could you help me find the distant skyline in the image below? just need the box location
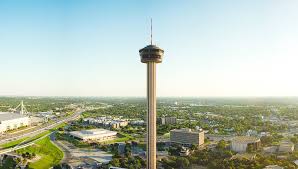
[1,0,298,97]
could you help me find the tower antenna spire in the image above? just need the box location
[150,18,153,45]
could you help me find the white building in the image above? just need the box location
[69,128,117,141]
[231,136,261,153]
[0,112,30,133]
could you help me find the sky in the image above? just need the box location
[0,0,298,97]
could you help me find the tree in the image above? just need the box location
[110,158,121,167]
[53,164,63,169]
[176,157,190,169]
[190,144,197,151]
[32,152,36,158]
[124,143,132,157]
[100,144,108,151]
[290,137,298,144]
[260,136,273,146]
[216,140,227,150]
[246,144,254,153]
[24,164,30,169]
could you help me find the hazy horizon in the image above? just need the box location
[3,94,298,98]
[1,0,298,97]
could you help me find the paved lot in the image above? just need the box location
[53,140,112,168]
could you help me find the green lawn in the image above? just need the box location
[16,136,64,169]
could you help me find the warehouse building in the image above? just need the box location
[69,128,117,142]
[0,112,30,133]
[231,136,261,153]
[170,128,204,145]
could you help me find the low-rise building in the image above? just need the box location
[0,112,30,133]
[69,128,117,142]
[84,117,128,129]
[170,128,204,145]
[263,146,278,153]
[158,116,176,125]
[231,136,261,153]
[130,120,145,126]
[264,165,284,169]
[278,142,294,153]
[205,134,234,142]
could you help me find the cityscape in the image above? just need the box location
[1,1,298,169]
[1,97,298,169]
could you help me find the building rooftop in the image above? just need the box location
[171,128,203,134]
[232,136,260,144]
[0,112,28,122]
[264,165,284,169]
[278,142,294,152]
[70,128,117,140]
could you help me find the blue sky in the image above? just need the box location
[0,0,298,97]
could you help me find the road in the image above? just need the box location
[0,110,82,145]
[52,140,112,167]
[50,132,73,164]
[0,132,53,155]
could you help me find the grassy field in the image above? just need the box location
[16,136,64,169]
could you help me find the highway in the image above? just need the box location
[0,132,53,155]
[0,110,82,145]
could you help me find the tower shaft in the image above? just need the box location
[146,62,156,169]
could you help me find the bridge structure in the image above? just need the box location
[13,100,28,115]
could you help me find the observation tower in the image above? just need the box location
[139,19,164,169]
